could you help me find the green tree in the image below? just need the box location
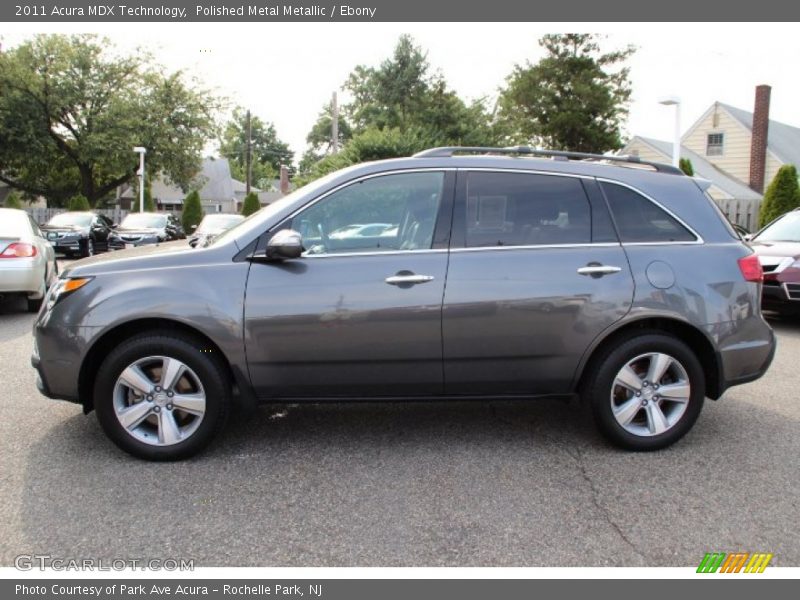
[67,194,91,211]
[4,190,23,209]
[497,34,635,153]
[182,190,203,231]
[241,192,261,217]
[219,108,293,187]
[0,34,220,207]
[759,165,800,228]
[300,35,499,180]
[679,158,694,176]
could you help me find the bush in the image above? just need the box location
[241,192,261,217]
[67,194,91,211]
[182,190,203,231]
[679,158,694,176]
[4,191,23,209]
[759,165,800,228]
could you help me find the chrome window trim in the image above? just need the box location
[449,242,621,254]
[303,248,449,259]
[596,177,705,245]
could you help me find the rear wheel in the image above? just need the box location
[585,333,705,451]
[94,333,230,460]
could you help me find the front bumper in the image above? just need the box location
[762,280,800,312]
[108,236,160,249]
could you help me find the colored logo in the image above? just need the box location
[697,552,773,573]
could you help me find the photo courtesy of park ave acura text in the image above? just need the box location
[1,10,799,576]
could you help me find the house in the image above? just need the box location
[622,85,800,230]
[117,157,238,214]
[233,165,294,212]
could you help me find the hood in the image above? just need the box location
[113,227,163,235]
[62,240,194,277]
[42,225,86,232]
[750,240,800,259]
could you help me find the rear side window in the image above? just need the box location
[601,182,696,243]
[465,172,591,247]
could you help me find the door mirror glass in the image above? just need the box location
[266,229,304,260]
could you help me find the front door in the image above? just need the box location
[244,170,454,399]
[442,170,635,395]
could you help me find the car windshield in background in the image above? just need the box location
[0,211,30,237]
[47,213,93,228]
[198,215,244,232]
[755,211,800,242]
[121,214,167,229]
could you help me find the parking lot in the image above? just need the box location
[0,258,798,567]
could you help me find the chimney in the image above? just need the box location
[279,164,290,196]
[749,84,771,193]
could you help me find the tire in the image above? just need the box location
[82,238,95,258]
[94,332,230,460]
[585,333,705,451]
[27,295,43,313]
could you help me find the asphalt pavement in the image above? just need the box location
[0,264,798,567]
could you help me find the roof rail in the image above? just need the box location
[412,146,684,175]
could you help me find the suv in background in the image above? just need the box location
[41,211,115,257]
[749,208,800,314]
[32,147,775,460]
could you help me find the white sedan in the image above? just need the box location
[0,208,58,312]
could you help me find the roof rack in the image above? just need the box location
[412,146,684,175]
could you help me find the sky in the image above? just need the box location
[2,22,800,164]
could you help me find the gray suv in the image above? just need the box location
[31,147,776,460]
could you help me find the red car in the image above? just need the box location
[750,208,800,315]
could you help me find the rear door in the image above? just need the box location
[442,170,634,395]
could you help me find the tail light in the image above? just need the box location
[0,243,37,258]
[738,254,763,283]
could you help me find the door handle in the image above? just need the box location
[576,265,622,276]
[385,274,435,285]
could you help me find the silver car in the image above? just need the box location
[0,208,57,312]
[32,147,776,460]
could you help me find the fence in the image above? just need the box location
[714,197,761,231]
[24,207,188,225]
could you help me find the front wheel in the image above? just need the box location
[94,333,230,460]
[585,333,705,451]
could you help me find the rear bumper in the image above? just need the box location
[0,260,42,294]
[711,316,776,397]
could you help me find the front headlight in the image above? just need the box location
[45,277,93,311]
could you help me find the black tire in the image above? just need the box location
[94,332,230,461]
[585,333,705,451]
[27,295,43,313]
[82,238,94,258]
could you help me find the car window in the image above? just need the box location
[290,172,445,255]
[464,171,591,247]
[601,182,697,243]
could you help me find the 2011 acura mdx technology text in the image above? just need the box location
[31,147,776,460]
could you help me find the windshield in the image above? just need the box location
[754,211,800,242]
[197,214,244,232]
[121,213,167,229]
[47,213,93,228]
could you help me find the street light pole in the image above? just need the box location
[658,96,681,168]
[133,147,147,213]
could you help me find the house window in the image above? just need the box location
[707,133,724,156]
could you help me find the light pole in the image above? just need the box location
[658,96,681,168]
[133,146,147,212]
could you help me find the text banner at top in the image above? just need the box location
[3,0,800,22]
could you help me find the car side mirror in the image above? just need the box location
[266,229,304,260]
[743,233,753,242]
[191,224,198,231]
[111,224,119,229]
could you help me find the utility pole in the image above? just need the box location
[245,109,252,194]
[331,91,339,155]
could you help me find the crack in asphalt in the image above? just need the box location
[570,445,648,565]
[487,402,647,565]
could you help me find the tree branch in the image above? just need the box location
[0,173,51,197]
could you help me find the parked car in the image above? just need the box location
[0,208,58,312]
[188,214,245,248]
[32,147,775,460]
[108,212,185,249]
[749,208,800,315]
[41,211,115,257]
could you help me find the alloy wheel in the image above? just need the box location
[112,355,206,446]
[610,352,691,437]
